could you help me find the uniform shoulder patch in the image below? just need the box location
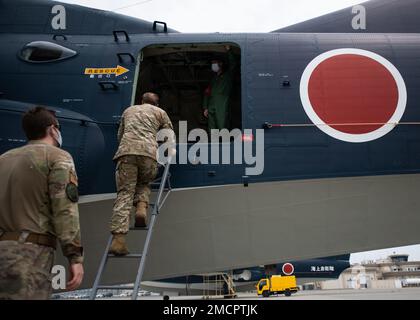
[66,183,79,203]
[69,171,78,187]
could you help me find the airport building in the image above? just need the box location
[318,254,420,290]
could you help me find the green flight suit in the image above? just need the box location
[203,51,237,130]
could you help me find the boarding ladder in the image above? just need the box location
[202,272,237,299]
[221,273,237,298]
[89,159,172,300]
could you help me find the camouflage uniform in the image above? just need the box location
[0,241,54,300]
[0,142,83,300]
[110,103,173,234]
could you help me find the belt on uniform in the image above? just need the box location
[0,231,57,250]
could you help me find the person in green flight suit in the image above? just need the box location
[203,45,238,131]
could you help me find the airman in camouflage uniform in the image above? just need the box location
[109,92,173,256]
[0,107,84,300]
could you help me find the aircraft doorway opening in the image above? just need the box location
[133,43,242,141]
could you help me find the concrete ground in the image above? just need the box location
[237,288,420,300]
[130,287,420,300]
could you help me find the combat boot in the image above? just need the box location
[135,202,148,228]
[108,234,129,256]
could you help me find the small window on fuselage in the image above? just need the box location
[19,41,77,63]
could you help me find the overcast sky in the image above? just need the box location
[57,0,420,264]
[59,0,367,32]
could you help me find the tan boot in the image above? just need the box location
[108,234,129,256]
[135,202,148,228]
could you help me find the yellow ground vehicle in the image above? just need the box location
[256,275,299,297]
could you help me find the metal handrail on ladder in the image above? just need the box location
[89,157,172,300]
[202,272,237,299]
[221,273,237,298]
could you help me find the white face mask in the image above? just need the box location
[56,130,63,148]
[52,126,63,148]
[211,63,220,73]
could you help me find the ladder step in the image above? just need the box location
[107,254,143,259]
[97,285,134,290]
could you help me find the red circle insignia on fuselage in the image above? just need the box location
[300,49,407,143]
[282,263,294,275]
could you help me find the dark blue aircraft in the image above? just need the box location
[1,0,420,288]
[142,255,350,295]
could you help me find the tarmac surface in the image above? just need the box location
[66,287,420,300]
[131,287,420,300]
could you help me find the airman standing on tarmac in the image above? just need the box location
[109,92,174,256]
[0,106,84,300]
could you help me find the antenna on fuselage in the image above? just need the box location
[112,0,155,12]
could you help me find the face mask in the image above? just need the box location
[52,126,63,148]
[211,63,220,73]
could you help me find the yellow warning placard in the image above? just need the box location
[84,65,129,77]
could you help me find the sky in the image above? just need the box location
[57,0,420,264]
[59,0,366,33]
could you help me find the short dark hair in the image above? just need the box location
[142,92,159,106]
[22,106,58,140]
